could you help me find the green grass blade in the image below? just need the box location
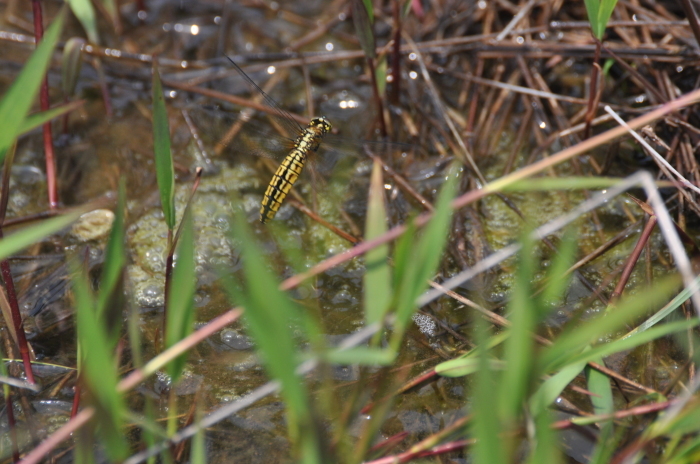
[584,0,618,39]
[435,331,509,377]
[501,176,626,191]
[584,0,601,38]
[18,101,84,136]
[0,8,66,158]
[539,228,577,313]
[352,0,376,59]
[585,355,616,464]
[529,360,589,416]
[434,356,506,377]
[394,162,460,333]
[67,0,99,44]
[323,347,395,365]
[152,62,175,231]
[99,0,118,25]
[0,210,83,261]
[597,0,619,38]
[191,406,207,464]
[72,261,128,461]
[165,210,196,383]
[364,159,391,326]
[540,275,680,371]
[563,319,698,367]
[525,410,562,464]
[586,357,614,417]
[61,37,85,98]
[96,180,126,344]
[499,231,537,424]
[225,214,320,460]
[621,273,700,339]
[471,317,507,464]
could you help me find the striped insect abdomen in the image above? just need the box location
[259,117,332,223]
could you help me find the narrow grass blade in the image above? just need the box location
[364,159,391,326]
[498,231,537,424]
[67,0,99,44]
[73,261,128,461]
[61,38,85,98]
[0,8,66,158]
[596,0,619,39]
[323,347,395,365]
[191,405,207,464]
[225,214,320,460]
[539,228,577,312]
[152,62,175,231]
[96,181,125,336]
[18,101,84,136]
[540,275,680,372]
[99,0,118,26]
[435,331,510,377]
[352,0,376,59]
[584,0,618,39]
[621,273,700,339]
[586,356,614,417]
[526,410,562,464]
[434,356,506,377]
[563,318,698,367]
[471,317,507,464]
[165,210,196,383]
[394,162,460,332]
[501,176,626,191]
[0,210,83,261]
[529,360,588,416]
[585,355,615,464]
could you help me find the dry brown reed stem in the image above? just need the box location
[281,87,700,292]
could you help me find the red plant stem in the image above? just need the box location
[389,0,402,106]
[31,0,59,209]
[583,40,601,140]
[6,393,20,462]
[163,229,173,339]
[367,57,388,138]
[0,255,35,384]
[609,215,657,305]
[70,383,81,418]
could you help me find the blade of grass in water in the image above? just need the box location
[226,213,321,462]
[0,210,83,261]
[66,0,98,44]
[352,0,375,59]
[498,230,537,427]
[540,275,680,372]
[471,315,506,464]
[61,37,86,98]
[392,161,460,343]
[0,8,66,159]
[363,158,391,327]
[96,180,126,345]
[17,101,84,136]
[73,260,128,461]
[152,61,175,232]
[165,209,195,383]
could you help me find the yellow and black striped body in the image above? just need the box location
[260,117,332,223]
